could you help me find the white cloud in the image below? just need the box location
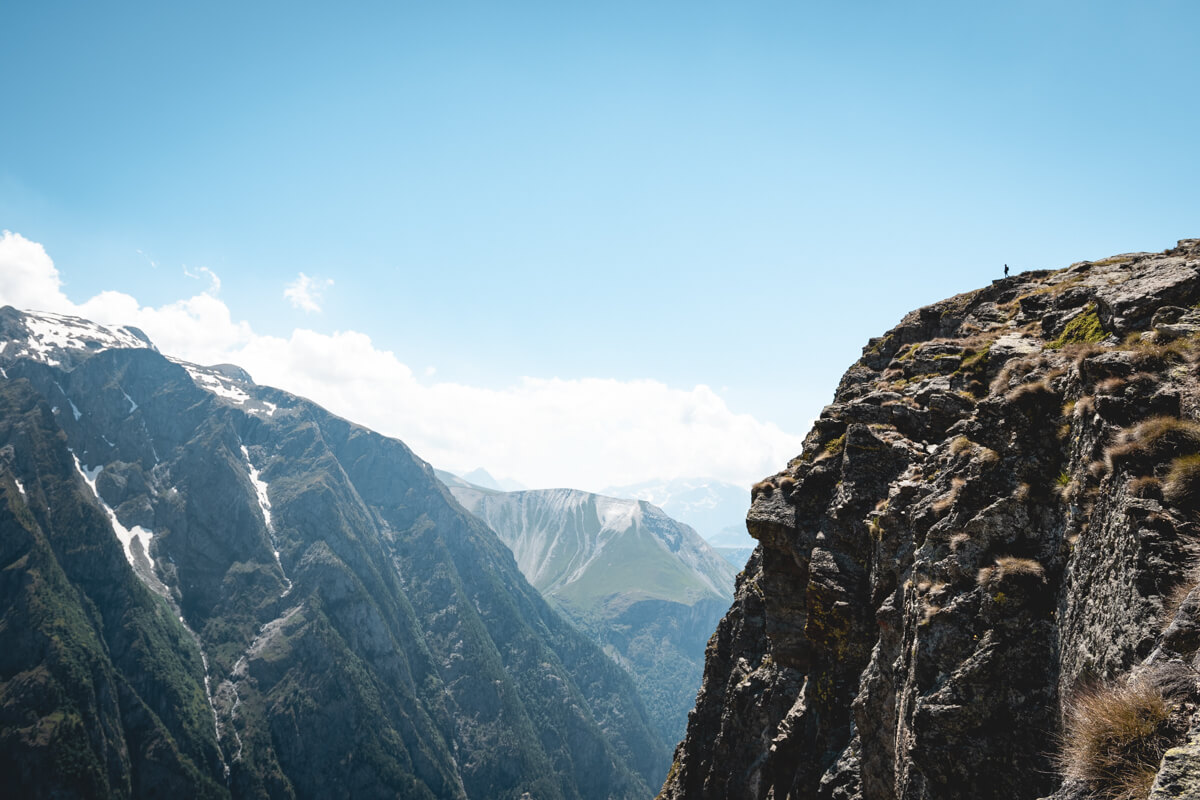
[183,265,222,294]
[0,231,805,490]
[135,249,158,269]
[0,230,72,311]
[284,272,333,313]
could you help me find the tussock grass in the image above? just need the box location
[977,556,1045,589]
[1059,678,1171,800]
[949,435,974,456]
[1163,454,1200,510]
[751,480,775,500]
[1106,417,1200,475]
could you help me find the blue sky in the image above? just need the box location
[2,1,1198,489]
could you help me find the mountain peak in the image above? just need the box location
[0,306,155,370]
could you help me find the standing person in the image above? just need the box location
[1004,264,1009,277]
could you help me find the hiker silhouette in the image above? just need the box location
[1004,264,1009,277]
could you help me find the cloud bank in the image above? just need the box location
[0,230,805,491]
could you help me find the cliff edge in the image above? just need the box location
[661,239,1200,800]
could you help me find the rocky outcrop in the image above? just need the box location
[661,240,1200,800]
[0,309,667,799]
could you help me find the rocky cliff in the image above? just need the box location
[0,307,667,799]
[661,239,1200,800]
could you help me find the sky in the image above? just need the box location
[2,1,1199,492]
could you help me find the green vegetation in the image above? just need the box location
[821,434,847,459]
[1048,305,1106,349]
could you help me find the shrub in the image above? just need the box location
[1163,454,1200,509]
[1059,678,1172,800]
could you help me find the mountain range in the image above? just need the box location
[0,306,667,799]
[439,474,737,745]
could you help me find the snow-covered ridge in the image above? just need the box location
[452,485,736,600]
[3,309,155,368]
[170,358,280,416]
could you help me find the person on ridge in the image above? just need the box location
[1004,264,1009,277]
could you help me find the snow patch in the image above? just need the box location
[178,363,251,404]
[14,477,26,498]
[595,494,642,531]
[121,389,138,414]
[241,446,273,531]
[18,311,151,367]
[70,399,82,421]
[241,445,291,596]
[71,452,159,573]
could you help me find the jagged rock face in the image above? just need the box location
[449,484,737,746]
[660,240,1200,800]
[0,308,667,799]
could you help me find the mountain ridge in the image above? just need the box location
[0,305,668,798]
[447,482,736,747]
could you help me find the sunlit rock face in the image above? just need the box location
[660,240,1200,800]
[0,305,667,799]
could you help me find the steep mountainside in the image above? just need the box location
[0,306,667,799]
[447,483,737,746]
[661,240,1200,800]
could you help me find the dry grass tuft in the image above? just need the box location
[1075,395,1096,418]
[931,477,966,516]
[1160,576,1199,631]
[1106,417,1200,475]
[1007,380,1058,411]
[1059,678,1172,800]
[751,480,775,500]
[1163,454,1200,510]
[1127,476,1162,500]
[977,556,1046,590]
[978,447,1000,465]
[949,435,974,455]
